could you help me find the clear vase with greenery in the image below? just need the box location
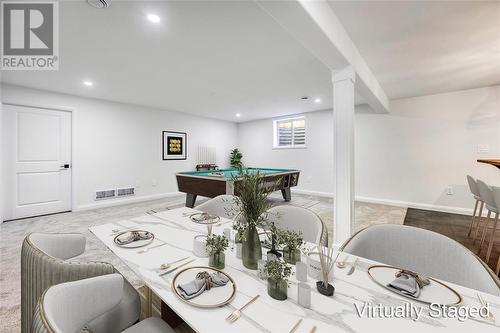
[277,229,304,264]
[206,234,229,269]
[264,259,292,300]
[231,171,277,269]
[229,148,243,170]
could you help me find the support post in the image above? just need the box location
[333,66,356,246]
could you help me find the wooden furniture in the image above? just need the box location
[90,207,500,332]
[478,159,500,169]
[176,168,300,207]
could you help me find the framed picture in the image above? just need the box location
[162,131,187,160]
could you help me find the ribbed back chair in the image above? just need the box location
[476,181,499,262]
[466,175,484,238]
[341,224,500,296]
[21,233,140,333]
[32,274,174,333]
[194,194,241,219]
[266,205,327,246]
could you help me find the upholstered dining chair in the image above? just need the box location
[476,180,499,262]
[32,274,174,333]
[194,194,241,219]
[266,205,327,246]
[341,224,500,296]
[466,175,484,238]
[21,233,140,333]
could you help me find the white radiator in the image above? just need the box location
[197,146,216,165]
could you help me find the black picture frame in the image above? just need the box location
[162,131,187,160]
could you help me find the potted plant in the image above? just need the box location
[277,229,304,264]
[264,259,292,300]
[231,171,277,269]
[205,234,229,269]
[229,148,243,170]
[316,244,336,296]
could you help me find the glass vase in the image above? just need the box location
[241,225,262,270]
[267,277,288,300]
[283,247,301,264]
[208,252,225,269]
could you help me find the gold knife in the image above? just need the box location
[289,319,303,333]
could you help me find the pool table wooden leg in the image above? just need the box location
[281,188,291,202]
[186,193,197,208]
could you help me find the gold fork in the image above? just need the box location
[226,295,260,323]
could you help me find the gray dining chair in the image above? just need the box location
[22,233,140,333]
[341,224,500,296]
[476,181,499,262]
[32,274,174,333]
[266,205,327,246]
[194,194,241,219]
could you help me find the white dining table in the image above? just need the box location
[89,207,500,333]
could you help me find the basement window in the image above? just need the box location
[273,116,306,149]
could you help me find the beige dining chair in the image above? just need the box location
[466,175,484,238]
[266,205,327,246]
[194,194,241,219]
[21,233,140,333]
[341,224,500,296]
[32,274,174,333]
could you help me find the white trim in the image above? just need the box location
[291,189,477,217]
[75,192,183,211]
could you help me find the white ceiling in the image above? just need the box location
[2,1,499,122]
[1,1,337,122]
[329,0,500,100]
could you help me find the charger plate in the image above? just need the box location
[172,266,236,308]
[113,230,154,248]
[367,265,462,306]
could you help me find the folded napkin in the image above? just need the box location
[177,271,229,300]
[387,269,430,298]
[115,231,153,245]
[191,213,214,222]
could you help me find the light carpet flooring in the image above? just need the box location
[0,193,406,332]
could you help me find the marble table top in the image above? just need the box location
[89,207,500,333]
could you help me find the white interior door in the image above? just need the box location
[3,104,72,221]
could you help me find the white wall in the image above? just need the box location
[1,84,238,212]
[238,86,500,214]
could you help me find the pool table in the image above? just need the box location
[176,168,300,208]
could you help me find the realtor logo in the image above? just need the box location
[1,1,59,70]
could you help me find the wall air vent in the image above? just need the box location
[95,189,116,200]
[117,187,135,197]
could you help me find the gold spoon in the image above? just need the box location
[159,256,190,270]
[336,255,350,269]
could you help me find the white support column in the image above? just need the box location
[333,66,356,246]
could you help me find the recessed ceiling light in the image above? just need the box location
[235,113,241,118]
[147,14,160,23]
[314,98,322,103]
[83,80,93,87]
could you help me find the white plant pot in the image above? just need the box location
[193,235,208,258]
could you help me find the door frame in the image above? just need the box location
[2,99,77,220]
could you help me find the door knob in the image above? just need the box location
[60,164,70,169]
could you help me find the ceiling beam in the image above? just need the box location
[255,0,390,113]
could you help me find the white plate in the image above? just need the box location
[367,265,462,306]
[113,230,154,248]
[172,266,236,308]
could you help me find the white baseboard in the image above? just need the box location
[292,189,475,216]
[74,192,184,211]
